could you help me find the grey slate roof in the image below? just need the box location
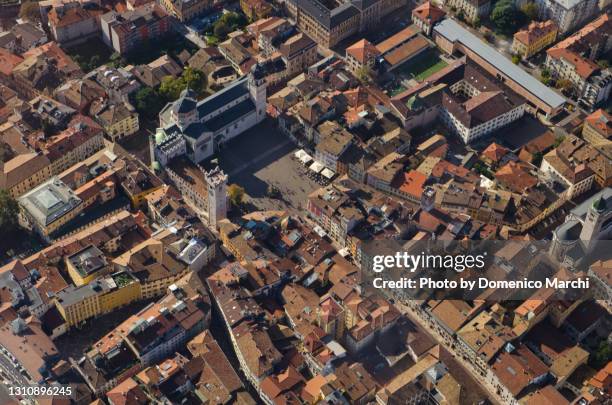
[197,76,249,118]
[292,0,360,29]
[433,19,565,111]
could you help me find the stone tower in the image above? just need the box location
[580,194,609,249]
[249,64,267,122]
[205,166,228,228]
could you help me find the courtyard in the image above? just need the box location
[201,120,321,213]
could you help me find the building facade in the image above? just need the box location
[100,4,171,55]
[154,67,267,165]
[512,20,558,59]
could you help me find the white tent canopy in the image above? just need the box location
[321,168,335,179]
[294,149,307,160]
[299,154,313,165]
[309,161,324,173]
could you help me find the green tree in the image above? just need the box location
[182,67,207,96]
[132,87,165,119]
[553,135,565,148]
[158,67,207,101]
[213,21,231,39]
[590,341,612,369]
[556,78,572,91]
[520,2,538,21]
[228,184,245,206]
[491,0,521,35]
[512,54,521,64]
[532,151,543,166]
[355,66,372,83]
[598,59,610,69]
[0,190,19,239]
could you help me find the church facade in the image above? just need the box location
[153,66,267,166]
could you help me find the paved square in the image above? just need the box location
[202,120,321,212]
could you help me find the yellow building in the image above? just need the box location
[583,109,612,151]
[55,272,141,327]
[0,150,53,198]
[120,159,164,209]
[159,0,211,22]
[240,0,272,21]
[92,101,140,142]
[512,20,558,59]
[17,177,84,240]
[66,245,109,286]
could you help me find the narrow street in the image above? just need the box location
[396,301,505,405]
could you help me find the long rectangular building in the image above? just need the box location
[433,18,565,118]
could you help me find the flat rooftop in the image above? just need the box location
[434,19,565,111]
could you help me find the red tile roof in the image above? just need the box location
[412,1,446,24]
[346,39,380,64]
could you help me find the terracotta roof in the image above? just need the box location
[546,14,610,79]
[376,25,419,54]
[585,109,612,139]
[513,20,557,46]
[0,48,24,76]
[383,35,430,67]
[492,345,549,397]
[106,378,148,405]
[524,385,569,405]
[412,1,445,24]
[481,142,509,163]
[396,170,427,199]
[346,39,380,64]
[495,161,538,193]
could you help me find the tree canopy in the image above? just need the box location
[0,189,20,239]
[158,67,207,101]
[228,184,245,206]
[491,0,522,35]
[210,12,247,41]
[520,2,538,22]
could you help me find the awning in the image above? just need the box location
[321,168,335,179]
[309,161,324,173]
[299,154,313,165]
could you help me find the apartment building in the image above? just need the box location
[345,38,380,74]
[100,3,171,55]
[90,99,139,141]
[89,283,209,366]
[158,0,211,22]
[411,1,446,36]
[512,20,558,59]
[286,0,404,48]
[535,0,599,33]
[280,33,318,78]
[540,134,596,199]
[240,0,272,20]
[583,109,612,153]
[55,271,141,326]
[47,5,102,46]
[545,14,612,110]
[445,0,490,23]
[44,115,106,174]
